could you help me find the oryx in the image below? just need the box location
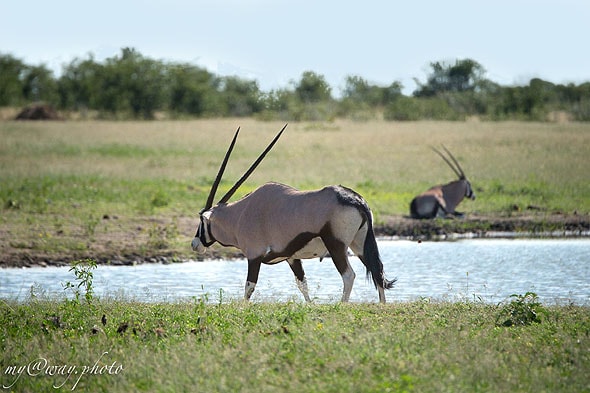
[191,125,396,303]
[410,145,475,219]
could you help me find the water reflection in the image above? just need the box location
[1,239,588,304]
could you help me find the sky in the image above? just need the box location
[2,0,589,95]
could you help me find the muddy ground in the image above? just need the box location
[1,213,588,268]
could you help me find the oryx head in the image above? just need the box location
[432,145,475,201]
[191,125,287,253]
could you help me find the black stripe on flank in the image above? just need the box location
[251,231,319,265]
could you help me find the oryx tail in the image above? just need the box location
[337,185,396,290]
[363,216,396,290]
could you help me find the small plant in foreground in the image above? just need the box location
[496,291,546,327]
[62,258,97,304]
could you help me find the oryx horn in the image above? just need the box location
[431,145,464,180]
[217,123,288,204]
[441,145,466,179]
[204,127,240,211]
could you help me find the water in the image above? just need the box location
[1,239,588,304]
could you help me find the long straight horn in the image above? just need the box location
[218,124,287,204]
[431,145,462,179]
[203,127,240,211]
[441,144,466,179]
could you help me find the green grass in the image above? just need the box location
[1,119,589,262]
[1,297,589,392]
[2,119,589,215]
[2,119,589,392]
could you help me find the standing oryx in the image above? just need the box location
[410,145,475,219]
[191,125,396,303]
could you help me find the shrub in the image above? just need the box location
[495,292,546,327]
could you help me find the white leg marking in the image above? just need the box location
[245,281,256,300]
[296,277,311,302]
[378,286,386,304]
[341,267,356,302]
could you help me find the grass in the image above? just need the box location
[1,119,589,391]
[2,119,589,211]
[1,119,589,263]
[1,296,589,392]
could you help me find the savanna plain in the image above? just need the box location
[1,119,589,392]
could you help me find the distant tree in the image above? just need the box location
[527,78,556,115]
[57,55,102,111]
[219,76,262,116]
[414,58,486,97]
[342,75,403,106]
[260,89,292,113]
[97,48,166,119]
[21,64,58,104]
[491,78,557,120]
[381,81,404,104]
[166,63,218,116]
[342,75,375,103]
[384,95,461,121]
[293,71,332,103]
[0,53,27,106]
[562,82,590,121]
[384,96,422,121]
[5,50,590,122]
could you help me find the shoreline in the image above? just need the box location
[1,213,588,269]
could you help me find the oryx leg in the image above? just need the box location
[287,258,311,302]
[435,196,451,218]
[245,260,262,301]
[323,236,355,302]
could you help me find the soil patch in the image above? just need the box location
[15,104,63,120]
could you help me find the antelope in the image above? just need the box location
[410,145,475,219]
[191,125,396,303]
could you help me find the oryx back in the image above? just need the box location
[214,183,367,262]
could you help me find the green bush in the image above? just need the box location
[496,292,547,327]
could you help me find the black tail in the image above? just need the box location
[333,185,396,290]
[363,223,397,290]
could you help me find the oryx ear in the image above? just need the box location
[203,127,240,210]
[202,210,212,220]
[218,124,287,204]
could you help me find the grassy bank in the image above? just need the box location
[1,298,589,392]
[1,119,589,266]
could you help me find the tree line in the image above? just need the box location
[1,48,589,121]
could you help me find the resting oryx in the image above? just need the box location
[191,125,396,303]
[410,145,475,219]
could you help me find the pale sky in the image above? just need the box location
[1,0,589,95]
